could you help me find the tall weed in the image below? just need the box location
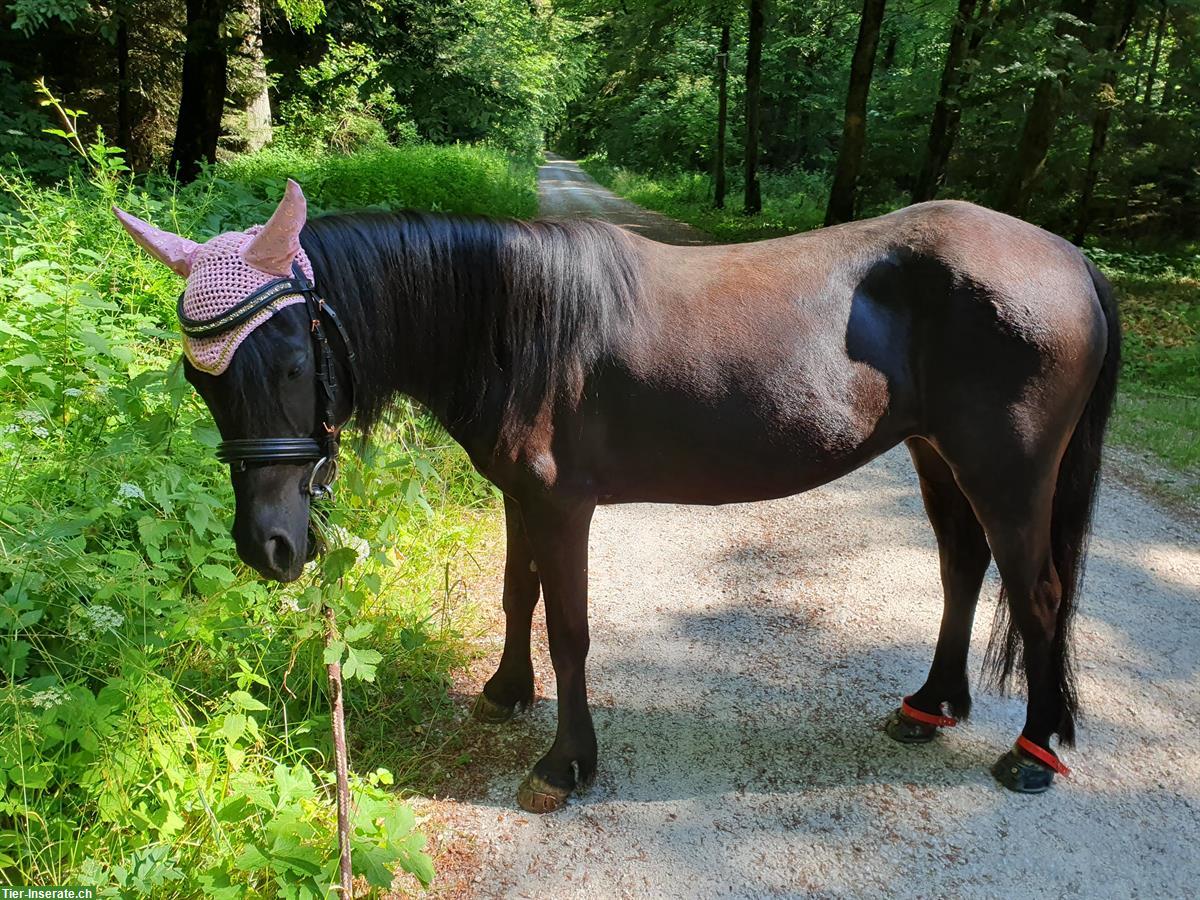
[0,138,523,891]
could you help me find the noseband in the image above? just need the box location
[180,262,357,500]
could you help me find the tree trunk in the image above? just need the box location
[170,0,230,183]
[999,0,1098,217]
[824,0,888,225]
[243,0,272,152]
[1142,0,1167,104]
[1130,10,1154,100]
[1161,9,1197,110]
[715,23,731,209]
[880,31,898,70]
[116,12,131,154]
[912,0,979,202]
[1073,0,1140,244]
[999,75,1064,216]
[744,0,765,215]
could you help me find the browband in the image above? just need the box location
[178,275,309,339]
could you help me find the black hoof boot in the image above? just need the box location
[885,708,939,744]
[992,747,1055,794]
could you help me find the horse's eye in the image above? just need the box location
[286,364,303,380]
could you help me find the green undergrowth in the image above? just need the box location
[1091,248,1200,504]
[0,138,522,892]
[582,157,1199,505]
[580,155,827,241]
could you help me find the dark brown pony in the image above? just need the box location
[168,198,1118,811]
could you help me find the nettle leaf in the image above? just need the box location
[273,763,316,808]
[199,563,238,586]
[225,745,246,771]
[185,504,212,535]
[230,690,268,712]
[222,713,248,744]
[4,353,44,370]
[321,546,358,582]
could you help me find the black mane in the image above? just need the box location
[288,210,642,447]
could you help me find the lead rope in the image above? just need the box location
[324,605,354,896]
[296,264,354,893]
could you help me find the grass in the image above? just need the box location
[582,157,1200,506]
[0,140,526,891]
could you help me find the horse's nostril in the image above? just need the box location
[264,533,296,574]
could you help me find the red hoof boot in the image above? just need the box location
[885,696,957,744]
[992,736,1071,794]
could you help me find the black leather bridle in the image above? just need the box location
[179,262,356,501]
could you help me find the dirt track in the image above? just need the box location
[416,156,1200,899]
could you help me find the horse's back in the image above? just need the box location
[536,203,1109,504]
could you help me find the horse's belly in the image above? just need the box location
[582,387,907,506]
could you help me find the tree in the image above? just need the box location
[1142,0,1168,104]
[1073,0,1140,243]
[715,21,731,209]
[825,0,887,225]
[240,0,272,153]
[999,0,1099,217]
[170,0,233,182]
[1161,6,1198,109]
[115,5,132,153]
[744,0,765,214]
[912,0,989,203]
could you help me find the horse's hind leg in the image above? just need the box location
[954,462,1072,793]
[473,496,540,723]
[886,437,992,744]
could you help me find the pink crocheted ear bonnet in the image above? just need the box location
[113,179,314,375]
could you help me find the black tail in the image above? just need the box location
[985,258,1121,745]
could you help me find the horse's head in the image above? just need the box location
[115,181,350,582]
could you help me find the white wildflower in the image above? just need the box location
[80,604,124,633]
[330,525,370,562]
[279,596,302,614]
[28,686,70,710]
[31,426,49,439]
[1,424,19,435]
[115,482,146,505]
[63,387,84,397]
[17,409,44,424]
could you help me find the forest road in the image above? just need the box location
[415,155,1200,899]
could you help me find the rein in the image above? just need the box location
[180,262,357,500]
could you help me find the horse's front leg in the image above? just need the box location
[473,496,541,723]
[514,499,596,814]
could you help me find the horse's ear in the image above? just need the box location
[242,178,307,276]
[112,206,199,277]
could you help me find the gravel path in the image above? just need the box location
[417,156,1200,899]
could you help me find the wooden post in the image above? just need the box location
[325,605,354,896]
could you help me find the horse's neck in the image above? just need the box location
[352,217,507,446]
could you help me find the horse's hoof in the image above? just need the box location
[885,707,939,744]
[471,692,517,724]
[517,773,571,814]
[991,747,1055,794]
